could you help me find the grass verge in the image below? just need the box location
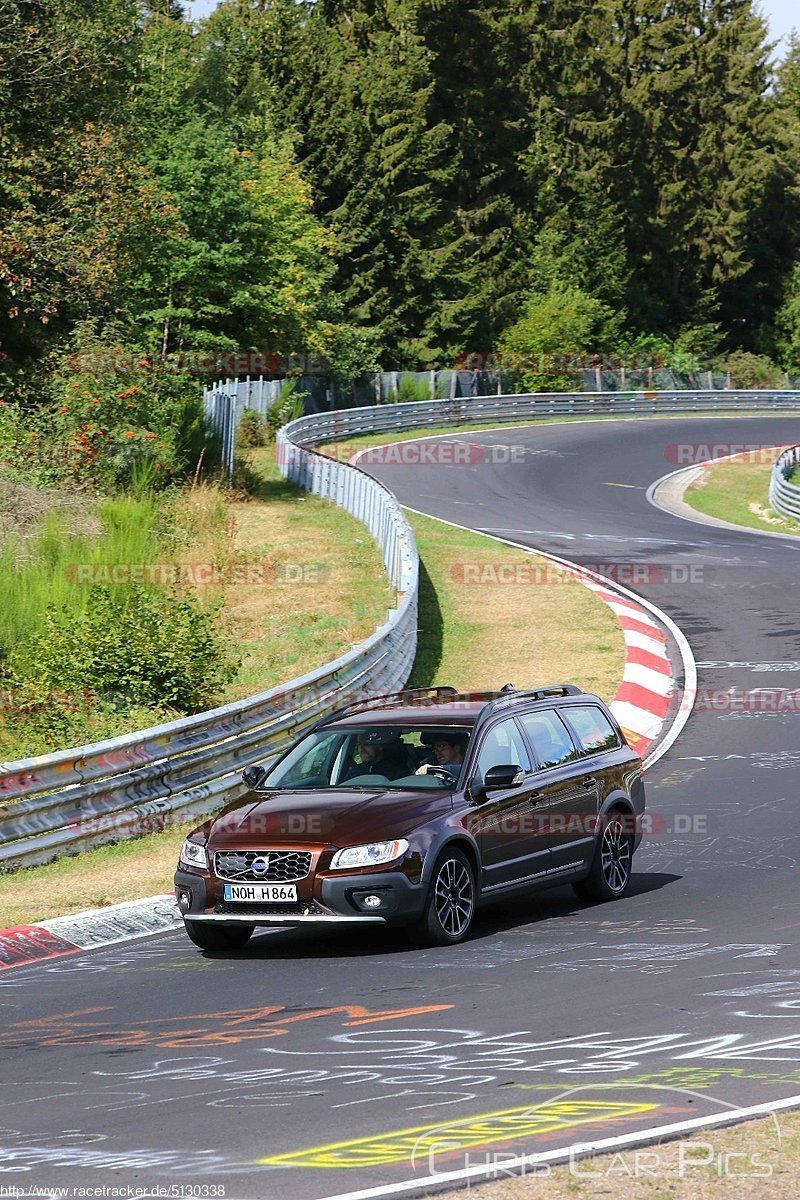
[682,453,800,535]
[0,511,623,924]
[431,1109,800,1200]
[407,512,623,700]
[211,447,392,700]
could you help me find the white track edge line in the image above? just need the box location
[313,1092,800,1200]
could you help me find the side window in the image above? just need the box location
[475,718,532,781]
[519,709,578,769]
[563,705,619,754]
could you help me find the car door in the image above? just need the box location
[517,707,598,876]
[470,716,550,891]
[558,702,626,854]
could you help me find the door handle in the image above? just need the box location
[582,776,598,790]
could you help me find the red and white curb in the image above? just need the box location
[582,580,673,758]
[0,894,180,971]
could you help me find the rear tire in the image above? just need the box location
[410,848,476,946]
[572,811,633,902]
[184,920,254,951]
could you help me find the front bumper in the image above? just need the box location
[174,866,427,928]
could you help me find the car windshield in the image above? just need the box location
[261,724,473,790]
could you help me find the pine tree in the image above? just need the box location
[285,0,458,364]
[613,0,777,335]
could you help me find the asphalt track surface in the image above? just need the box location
[3,416,800,1198]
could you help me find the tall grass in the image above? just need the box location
[0,496,163,664]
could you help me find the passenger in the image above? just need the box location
[352,730,411,780]
[416,733,467,781]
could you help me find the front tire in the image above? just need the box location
[184,920,254,951]
[572,812,633,902]
[411,848,476,946]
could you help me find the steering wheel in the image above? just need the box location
[425,765,457,782]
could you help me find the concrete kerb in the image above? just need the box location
[647,449,800,541]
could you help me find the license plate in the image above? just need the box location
[223,883,297,903]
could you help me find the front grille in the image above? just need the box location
[214,849,312,883]
[214,900,327,917]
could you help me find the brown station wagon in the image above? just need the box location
[174,685,646,951]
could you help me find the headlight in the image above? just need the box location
[179,839,208,870]
[329,839,409,870]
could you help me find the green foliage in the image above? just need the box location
[265,380,307,437]
[0,482,239,720]
[714,350,785,389]
[395,375,433,403]
[498,286,620,392]
[0,490,165,655]
[0,0,798,395]
[22,586,237,712]
[671,325,725,370]
[0,0,153,370]
[322,323,383,386]
[44,324,212,490]
[236,408,269,449]
[775,261,800,372]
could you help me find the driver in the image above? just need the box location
[416,732,467,780]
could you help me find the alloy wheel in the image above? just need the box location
[433,856,474,938]
[600,818,632,894]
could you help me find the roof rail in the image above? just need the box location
[479,683,583,716]
[519,684,583,700]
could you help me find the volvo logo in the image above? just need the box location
[251,856,270,875]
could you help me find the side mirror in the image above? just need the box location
[242,764,267,791]
[482,764,525,791]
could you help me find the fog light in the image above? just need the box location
[363,894,383,908]
[177,890,191,913]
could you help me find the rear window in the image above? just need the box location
[518,710,577,768]
[563,705,619,753]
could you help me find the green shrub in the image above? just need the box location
[19,585,238,713]
[498,286,620,392]
[0,491,162,654]
[714,350,784,389]
[395,374,432,403]
[0,401,64,487]
[265,379,307,438]
[236,407,268,448]
[45,323,218,490]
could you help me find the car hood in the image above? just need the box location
[207,787,453,848]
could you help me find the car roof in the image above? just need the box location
[320,687,604,732]
[327,703,485,730]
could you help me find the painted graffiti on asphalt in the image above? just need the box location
[0,1002,455,1051]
